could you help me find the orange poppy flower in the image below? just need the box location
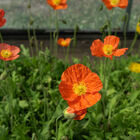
[47,0,67,10]
[59,64,103,111]
[0,9,6,27]
[90,35,128,60]
[57,38,71,47]
[0,43,20,61]
[64,107,87,120]
[102,0,128,10]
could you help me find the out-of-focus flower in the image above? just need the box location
[90,35,128,60]
[0,43,20,61]
[57,38,71,47]
[59,64,103,111]
[0,9,6,27]
[47,0,67,10]
[102,0,128,10]
[136,22,140,34]
[64,107,87,120]
[129,62,140,73]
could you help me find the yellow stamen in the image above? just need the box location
[1,50,12,58]
[103,44,113,55]
[110,0,120,6]
[73,82,87,96]
[61,41,67,46]
[53,0,61,5]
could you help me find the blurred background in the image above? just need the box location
[0,0,139,31]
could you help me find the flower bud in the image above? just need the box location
[63,107,76,119]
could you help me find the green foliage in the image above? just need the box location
[0,46,140,140]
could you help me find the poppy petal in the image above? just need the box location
[83,72,103,93]
[68,92,101,111]
[118,0,128,8]
[90,39,104,57]
[0,55,20,61]
[59,81,78,101]
[61,64,92,84]
[0,9,5,18]
[104,35,120,50]
[10,45,21,56]
[102,0,113,10]
[0,43,10,51]
[65,38,71,45]
[74,109,87,120]
[0,18,6,27]
[113,48,128,57]
[53,4,67,10]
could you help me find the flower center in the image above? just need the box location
[61,41,67,46]
[110,0,120,6]
[103,44,113,55]
[53,0,61,5]
[73,82,87,96]
[1,50,12,58]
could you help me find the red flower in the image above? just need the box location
[0,9,6,27]
[102,0,128,10]
[47,0,67,10]
[0,43,20,61]
[90,35,128,60]
[57,38,71,47]
[59,64,103,111]
[64,107,87,120]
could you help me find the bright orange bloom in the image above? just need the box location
[57,38,71,47]
[59,64,103,111]
[47,0,67,10]
[0,43,20,61]
[90,35,128,60]
[0,9,6,27]
[102,0,128,10]
[64,107,87,120]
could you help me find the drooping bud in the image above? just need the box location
[63,107,76,119]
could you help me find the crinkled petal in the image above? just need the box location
[90,39,104,57]
[104,35,120,50]
[61,64,92,84]
[68,92,101,111]
[83,72,103,93]
[118,0,128,8]
[59,81,78,101]
[113,48,128,57]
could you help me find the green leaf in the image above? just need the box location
[19,100,29,108]
[20,44,30,57]
[129,91,140,103]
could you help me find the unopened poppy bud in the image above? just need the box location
[63,107,76,119]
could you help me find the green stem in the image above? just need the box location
[128,33,138,55]
[53,10,59,57]
[65,45,70,64]
[0,32,3,43]
[33,28,39,56]
[27,25,33,57]
[4,62,13,132]
[56,114,63,140]
[43,88,47,121]
[72,24,78,57]
[100,57,108,139]
[123,13,129,48]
